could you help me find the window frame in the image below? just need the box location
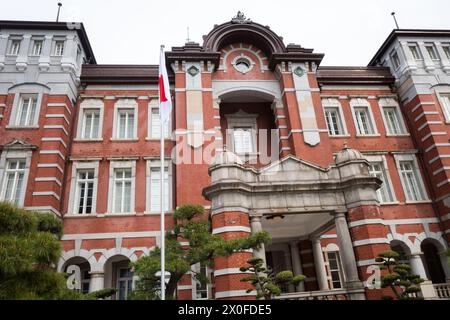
[408,44,422,60]
[107,160,136,214]
[30,38,43,56]
[438,93,450,123]
[425,43,439,61]
[225,110,258,158]
[146,158,172,214]
[76,99,104,140]
[147,99,171,140]
[67,161,99,215]
[8,93,42,128]
[322,98,348,137]
[390,50,401,70]
[0,150,32,207]
[53,40,65,56]
[393,154,428,203]
[379,98,408,136]
[350,98,378,136]
[112,99,138,140]
[323,244,345,290]
[192,262,212,300]
[365,154,397,204]
[8,38,21,56]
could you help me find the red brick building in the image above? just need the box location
[0,14,450,300]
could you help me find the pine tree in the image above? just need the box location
[376,250,425,300]
[239,257,305,299]
[129,204,271,300]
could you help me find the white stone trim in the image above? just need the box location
[437,179,450,188]
[35,176,62,186]
[24,206,60,216]
[418,121,443,131]
[421,132,447,142]
[378,97,408,135]
[67,160,100,215]
[0,149,33,206]
[213,268,252,277]
[177,285,193,290]
[47,102,71,115]
[322,98,349,136]
[215,290,255,299]
[76,98,104,140]
[348,217,440,228]
[43,125,68,136]
[112,99,138,140]
[212,226,251,235]
[8,85,47,128]
[350,98,379,135]
[32,191,60,200]
[145,158,173,214]
[414,111,439,122]
[37,163,64,174]
[41,137,67,148]
[39,150,65,160]
[365,154,397,203]
[353,238,390,247]
[45,113,69,125]
[61,231,161,241]
[357,259,380,267]
[425,143,450,153]
[393,153,429,201]
[107,160,136,214]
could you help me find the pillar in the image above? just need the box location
[333,212,365,300]
[89,271,105,292]
[290,241,305,292]
[312,237,329,291]
[409,253,428,280]
[250,215,266,266]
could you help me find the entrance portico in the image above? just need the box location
[203,146,383,300]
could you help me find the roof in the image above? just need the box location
[0,20,96,64]
[316,66,395,86]
[81,64,174,85]
[369,29,450,66]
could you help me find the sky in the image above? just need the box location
[1,0,450,66]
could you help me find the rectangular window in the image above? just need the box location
[117,268,133,300]
[76,170,94,214]
[326,252,343,289]
[383,107,403,135]
[16,95,38,126]
[54,41,65,56]
[233,127,254,154]
[81,110,100,139]
[9,40,21,55]
[150,167,169,212]
[443,45,450,60]
[150,108,169,139]
[113,168,132,213]
[369,162,393,203]
[324,107,343,136]
[391,51,400,69]
[1,160,26,204]
[409,45,421,60]
[31,40,43,56]
[426,45,438,60]
[195,264,209,300]
[353,107,374,135]
[440,95,450,120]
[117,109,135,139]
[399,161,425,201]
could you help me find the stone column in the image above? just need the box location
[333,211,365,300]
[0,34,9,70]
[89,271,105,292]
[62,34,77,71]
[409,253,429,280]
[16,34,31,71]
[417,41,435,72]
[399,41,418,70]
[38,35,53,71]
[250,215,266,266]
[311,237,329,291]
[290,241,305,292]
[436,41,450,72]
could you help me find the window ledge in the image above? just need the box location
[329,134,351,138]
[73,138,104,142]
[110,138,139,142]
[355,134,381,138]
[144,211,174,215]
[386,133,410,137]
[5,125,39,130]
[379,201,400,206]
[405,200,432,205]
[145,137,171,141]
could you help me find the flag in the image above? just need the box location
[159,46,172,123]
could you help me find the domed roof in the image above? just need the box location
[211,147,243,166]
[335,144,366,165]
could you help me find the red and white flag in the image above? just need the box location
[159,46,172,123]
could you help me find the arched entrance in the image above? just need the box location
[104,255,134,300]
[421,240,446,284]
[62,257,91,294]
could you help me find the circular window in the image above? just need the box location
[233,57,252,74]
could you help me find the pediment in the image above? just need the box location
[0,139,38,151]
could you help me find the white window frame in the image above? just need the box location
[30,38,43,56]
[67,161,99,215]
[393,154,428,203]
[192,263,212,300]
[8,93,42,128]
[442,44,450,60]
[146,158,172,214]
[8,38,21,56]
[0,150,32,207]
[437,91,450,123]
[116,267,134,300]
[53,39,65,56]
[379,98,408,136]
[112,99,138,140]
[408,43,422,60]
[390,50,401,70]
[322,98,348,136]
[323,244,345,290]
[147,99,171,140]
[107,160,136,214]
[76,99,104,140]
[225,109,258,158]
[350,98,378,136]
[425,43,439,61]
[365,154,397,204]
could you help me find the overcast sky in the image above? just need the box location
[2,0,450,66]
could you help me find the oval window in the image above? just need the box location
[235,58,251,73]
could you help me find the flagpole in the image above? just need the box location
[160,45,166,301]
